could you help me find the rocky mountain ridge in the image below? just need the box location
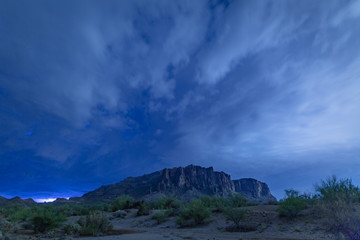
[80,165,276,203]
[0,196,36,207]
[1,165,277,205]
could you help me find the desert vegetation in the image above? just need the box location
[1,176,360,239]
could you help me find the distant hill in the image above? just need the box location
[79,165,276,203]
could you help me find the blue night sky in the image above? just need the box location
[0,0,360,201]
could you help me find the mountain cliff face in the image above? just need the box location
[233,178,276,203]
[81,165,276,203]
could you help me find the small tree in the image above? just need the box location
[224,208,247,229]
[227,194,247,208]
[31,207,66,233]
[278,189,307,219]
[315,176,360,239]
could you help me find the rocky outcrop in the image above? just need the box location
[82,165,276,203]
[157,165,234,196]
[233,178,276,203]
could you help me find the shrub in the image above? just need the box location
[78,212,113,236]
[113,210,127,218]
[224,208,247,229]
[176,199,211,227]
[315,175,360,203]
[150,196,182,210]
[63,223,81,236]
[152,209,173,224]
[0,219,17,233]
[136,202,150,216]
[227,194,247,208]
[111,195,134,211]
[6,206,32,222]
[278,189,307,219]
[199,195,228,212]
[89,203,113,213]
[315,176,360,239]
[31,207,66,233]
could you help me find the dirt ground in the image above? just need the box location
[6,205,337,240]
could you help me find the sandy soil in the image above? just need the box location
[6,205,337,240]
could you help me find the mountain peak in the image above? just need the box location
[82,165,276,203]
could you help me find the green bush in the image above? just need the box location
[63,223,81,236]
[176,199,211,227]
[278,189,307,219]
[315,175,360,203]
[199,195,228,212]
[150,196,182,210]
[224,208,247,228]
[2,205,32,222]
[78,212,113,236]
[315,176,360,238]
[0,219,17,233]
[136,202,150,216]
[152,209,173,224]
[111,195,134,211]
[31,207,66,233]
[70,204,91,216]
[227,194,247,208]
[9,208,32,222]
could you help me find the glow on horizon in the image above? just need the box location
[34,197,69,203]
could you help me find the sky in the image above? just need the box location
[0,0,360,202]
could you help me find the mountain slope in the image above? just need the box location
[81,165,276,203]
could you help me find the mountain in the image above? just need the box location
[0,196,36,207]
[80,165,276,203]
[233,178,276,203]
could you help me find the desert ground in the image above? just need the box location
[4,205,336,240]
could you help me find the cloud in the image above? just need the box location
[1,0,360,199]
[166,0,360,177]
[0,0,210,127]
[195,1,307,84]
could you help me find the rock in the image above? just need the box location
[80,165,277,203]
[113,210,127,218]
